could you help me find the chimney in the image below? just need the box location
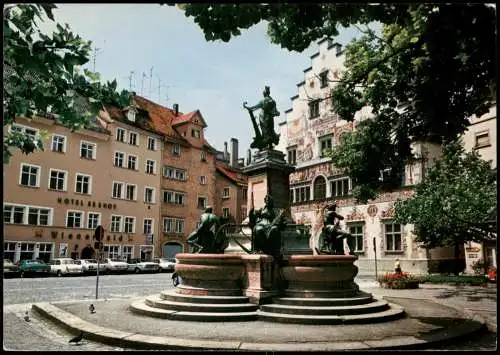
[246,149,252,166]
[173,103,179,116]
[230,138,238,167]
[224,142,229,162]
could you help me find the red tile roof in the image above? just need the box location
[172,110,208,128]
[132,95,186,141]
[216,160,248,185]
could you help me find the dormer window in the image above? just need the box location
[192,129,201,138]
[126,109,136,122]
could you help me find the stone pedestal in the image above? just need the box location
[243,149,294,215]
[241,254,278,305]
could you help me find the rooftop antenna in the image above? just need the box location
[149,66,153,97]
[165,85,172,105]
[141,72,147,96]
[157,77,166,103]
[127,71,135,91]
[92,47,101,72]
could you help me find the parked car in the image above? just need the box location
[3,259,20,278]
[127,259,160,273]
[75,259,106,274]
[103,258,128,273]
[17,259,51,278]
[49,258,84,277]
[152,258,176,272]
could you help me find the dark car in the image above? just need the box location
[3,259,20,278]
[17,259,51,278]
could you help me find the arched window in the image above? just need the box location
[313,176,327,200]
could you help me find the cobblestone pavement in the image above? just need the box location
[3,303,134,351]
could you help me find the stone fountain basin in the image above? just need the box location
[282,255,359,289]
[175,253,245,281]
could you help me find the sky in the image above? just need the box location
[37,4,366,155]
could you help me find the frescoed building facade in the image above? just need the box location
[278,38,458,275]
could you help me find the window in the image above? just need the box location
[197,197,207,209]
[127,155,137,170]
[75,174,92,194]
[146,160,155,174]
[287,147,297,165]
[143,219,153,235]
[319,70,329,88]
[20,164,40,187]
[384,223,403,252]
[475,131,490,148]
[319,135,332,157]
[348,225,364,252]
[112,182,124,199]
[144,187,155,203]
[313,176,327,200]
[114,152,125,167]
[222,187,230,198]
[222,208,230,218]
[192,129,201,138]
[49,169,67,191]
[293,186,310,203]
[66,211,84,228]
[128,132,138,146]
[28,207,50,225]
[243,188,248,199]
[103,245,120,260]
[379,168,391,182]
[173,144,181,156]
[116,128,126,142]
[11,124,38,139]
[124,217,135,233]
[4,242,16,262]
[163,166,186,181]
[87,212,100,229]
[122,245,134,262]
[201,150,206,162]
[111,215,122,232]
[51,135,66,153]
[175,219,184,234]
[200,176,206,185]
[147,137,156,150]
[163,217,174,233]
[125,184,136,200]
[80,141,96,160]
[163,190,185,205]
[330,178,350,197]
[4,205,25,224]
[309,100,320,119]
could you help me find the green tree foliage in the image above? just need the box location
[180,4,497,200]
[3,4,130,163]
[393,140,497,252]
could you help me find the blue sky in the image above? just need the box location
[38,4,365,155]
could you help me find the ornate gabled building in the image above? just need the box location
[278,38,459,275]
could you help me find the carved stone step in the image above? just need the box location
[145,295,258,313]
[161,290,250,304]
[273,294,374,307]
[260,300,389,316]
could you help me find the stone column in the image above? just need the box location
[241,254,278,304]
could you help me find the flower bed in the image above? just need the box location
[487,268,496,282]
[378,272,420,289]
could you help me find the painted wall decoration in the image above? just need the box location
[381,204,396,219]
[290,162,345,184]
[346,207,365,222]
[367,205,378,217]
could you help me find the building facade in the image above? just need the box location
[3,94,234,262]
[278,38,458,275]
[461,106,497,273]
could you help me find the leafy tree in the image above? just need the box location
[3,4,130,163]
[393,140,497,274]
[179,4,497,201]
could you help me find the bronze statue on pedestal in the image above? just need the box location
[316,203,354,255]
[243,86,280,151]
[186,206,229,254]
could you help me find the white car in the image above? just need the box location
[152,258,176,272]
[103,258,128,273]
[50,258,83,277]
[75,259,106,274]
[127,259,160,273]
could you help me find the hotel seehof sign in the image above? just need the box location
[57,197,117,210]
